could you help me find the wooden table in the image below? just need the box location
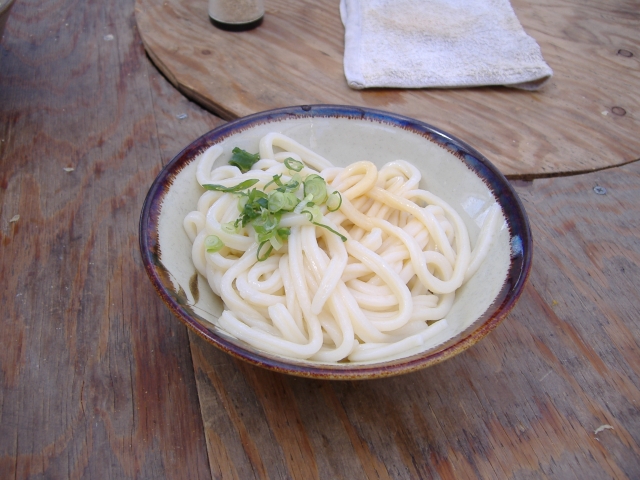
[134,0,640,178]
[1,0,639,478]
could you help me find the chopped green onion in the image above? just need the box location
[257,241,273,261]
[282,192,299,211]
[268,191,286,212]
[263,212,279,231]
[249,188,268,202]
[203,178,260,193]
[239,189,268,226]
[326,191,342,212]
[204,235,224,253]
[269,191,298,212]
[221,222,238,234]
[264,174,282,190]
[253,212,279,242]
[284,157,304,172]
[270,234,284,251]
[294,194,314,214]
[281,174,301,192]
[229,147,260,173]
[304,174,328,204]
[277,227,291,238]
[237,195,249,212]
[313,222,347,242]
[301,204,322,222]
[218,146,347,260]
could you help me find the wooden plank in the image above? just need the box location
[134,0,640,177]
[188,161,640,478]
[0,0,223,477]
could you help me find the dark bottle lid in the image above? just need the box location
[209,15,263,31]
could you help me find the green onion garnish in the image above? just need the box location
[326,191,342,212]
[221,222,238,234]
[294,194,314,214]
[257,241,274,261]
[282,174,301,192]
[268,191,285,212]
[216,149,345,260]
[204,235,224,253]
[284,157,304,172]
[263,174,282,190]
[237,195,249,212]
[303,174,328,205]
[203,178,260,193]
[301,204,322,223]
[270,233,284,251]
[313,222,347,242]
[229,147,260,173]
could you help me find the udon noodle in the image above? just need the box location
[183,133,500,363]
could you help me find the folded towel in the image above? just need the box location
[340,0,553,90]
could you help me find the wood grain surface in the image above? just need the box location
[134,0,640,177]
[1,0,640,478]
[0,0,223,477]
[187,162,640,479]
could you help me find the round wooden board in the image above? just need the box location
[134,0,640,177]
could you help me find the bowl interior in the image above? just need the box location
[140,105,531,379]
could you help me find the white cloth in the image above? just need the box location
[340,0,553,90]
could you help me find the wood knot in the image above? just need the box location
[616,49,633,57]
[611,106,626,116]
[201,49,212,55]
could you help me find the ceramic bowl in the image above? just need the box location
[139,105,532,379]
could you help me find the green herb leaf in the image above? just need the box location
[229,147,260,173]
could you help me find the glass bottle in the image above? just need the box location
[208,0,264,31]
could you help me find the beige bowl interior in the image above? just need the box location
[155,115,512,366]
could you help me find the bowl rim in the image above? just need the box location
[0,0,15,17]
[139,104,532,380]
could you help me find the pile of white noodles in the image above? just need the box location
[183,133,499,363]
